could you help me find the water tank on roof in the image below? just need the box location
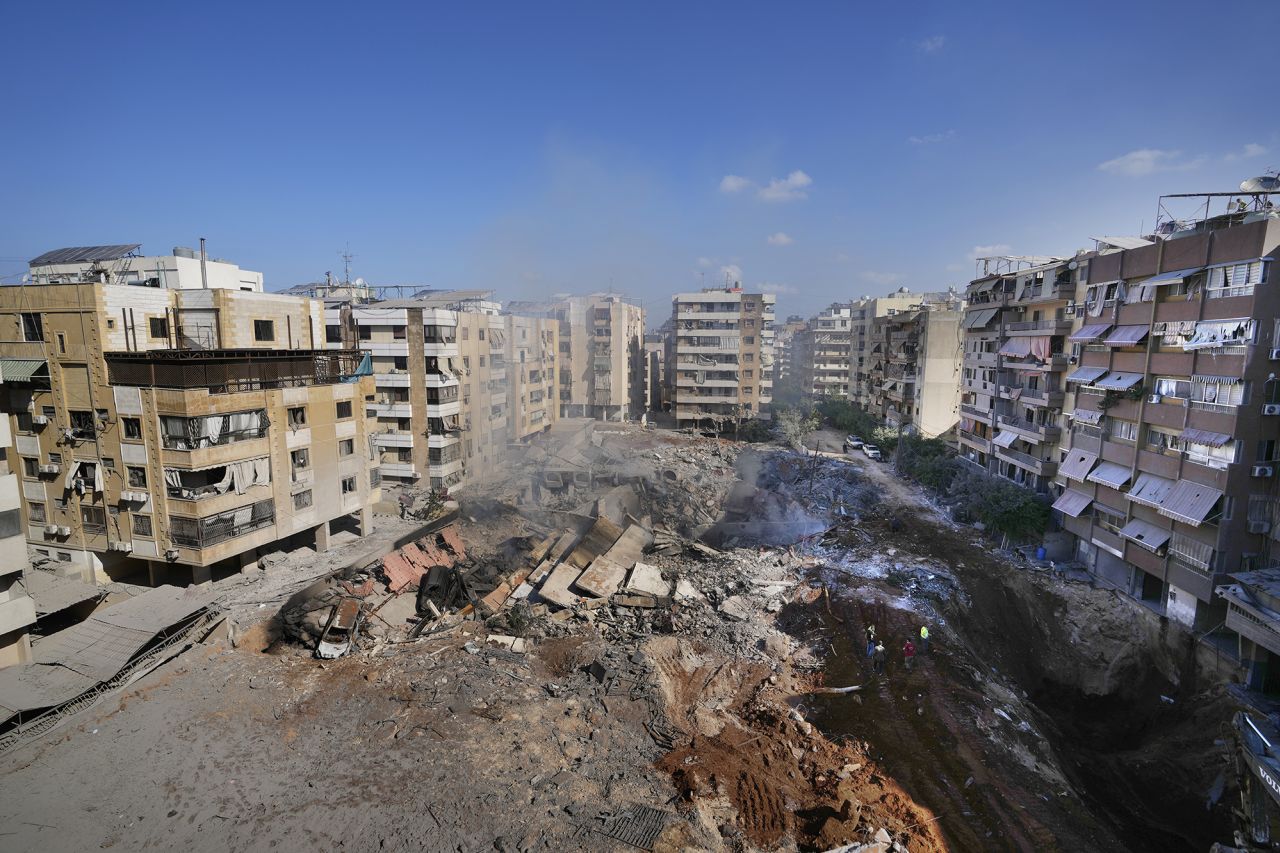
[173,246,197,259]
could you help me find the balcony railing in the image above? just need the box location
[170,499,275,549]
[107,349,367,394]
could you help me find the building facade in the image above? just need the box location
[0,413,36,666]
[794,304,853,399]
[848,290,939,410]
[29,244,263,292]
[669,287,776,430]
[0,281,380,586]
[866,297,965,438]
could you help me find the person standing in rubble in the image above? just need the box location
[865,624,876,658]
[872,640,886,675]
[903,638,917,672]
[919,624,930,654]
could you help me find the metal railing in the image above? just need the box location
[169,499,275,549]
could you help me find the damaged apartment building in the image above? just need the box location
[958,195,1280,668]
[792,303,853,399]
[865,293,966,438]
[323,291,560,491]
[669,286,776,430]
[0,246,382,586]
[848,289,943,411]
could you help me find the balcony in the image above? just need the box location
[958,429,990,453]
[425,371,460,389]
[372,431,414,448]
[1012,280,1074,305]
[170,499,275,549]
[999,383,1064,408]
[374,372,412,387]
[995,445,1058,477]
[968,351,999,368]
[1003,319,1073,336]
[960,403,993,422]
[367,401,412,418]
[997,414,1061,442]
[107,349,367,393]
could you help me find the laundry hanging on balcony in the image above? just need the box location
[1183,319,1253,351]
[340,352,373,382]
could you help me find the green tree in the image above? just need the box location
[775,406,820,451]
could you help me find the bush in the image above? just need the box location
[774,406,819,450]
[948,469,1050,542]
[737,419,773,443]
[897,435,960,493]
[815,399,878,438]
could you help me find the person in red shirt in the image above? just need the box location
[903,639,917,672]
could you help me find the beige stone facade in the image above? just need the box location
[865,300,965,438]
[0,413,35,667]
[669,288,776,429]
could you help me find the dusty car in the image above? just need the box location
[316,597,363,659]
[862,444,882,461]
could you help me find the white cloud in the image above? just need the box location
[758,281,800,295]
[860,270,904,286]
[1097,148,1206,177]
[908,129,956,145]
[767,231,794,246]
[757,170,812,202]
[719,174,750,193]
[696,256,714,268]
[970,244,1012,260]
[917,35,946,53]
[1225,143,1269,162]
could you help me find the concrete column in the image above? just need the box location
[191,564,212,587]
[358,504,374,538]
[315,521,331,553]
[148,560,163,587]
[239,549,259,575]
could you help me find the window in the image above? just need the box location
[127,466,147,488]
[122,417,142,439]
[339,439,354,456]
[369,467,382,487]
[133,514,153,537]
[359,326,372,341]
[479,356,486,367]
[57,551,71,561]
[22,458,37,478]
[287,407,307,428]
[48,452,61,464]
[80,505,106,533]
[55,332,66,354]
[1110,420,1138,443]
[1260,440,1278,463]
[392,325,406,339]
[1152,377,1190,400]
[744,369,754,379]
[148,317,168,339]
[293,490,313,510]
[253,320,275,341]
[101,457,115,470]
[478,329,486,341]
[21,312,43,342]
[462,356,470,370]
[341,476,357,495]
[29,502,45,523]
[291,448,310,470]
[69,410,95,436]
[326,325,343,343]
[1092,504,1126,535]
[744,353,754,363]
[336,400,352,419]
[393,356,408,371]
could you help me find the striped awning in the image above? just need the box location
[993,430,1019,448]
[1119,519,1172,552]
[1087,461,1133,489]
[1068,323,1112,343]
[1059,449,1098,481]
[1182,428,1232,448]
[964,308,999,329]
[1103,326,1149,347]
[1072,407,1104,424]
[1052,489,1094,518]
[998,338,1032,357]
[0,358,48,383]
[1094,372,1143,391]
[1158,480,1223,526]
[1066,366,1107,384]
[1127,472,1175,508]
[1146,267,1203,285]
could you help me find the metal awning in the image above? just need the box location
[1068,323,1112,343]
[1059,449,1098,481]
[29,244,142,266]
[1087,461,1133,489]
[1146,267,1203,285]
[1052,489,1094,518]
[993,430,1019,448]
[1066,366,1107,384]
[1182,428,1233,448]
[1072,407,1104,424]
[1192,374,1241,385]
[1103,326,1149,347]
[964,308,999,329]
[970,279,996,293]
[1119,519,1172,552]
[998,338,1032,357]
[1094,372,1144,391]
[1127,472,1176,508]
[1159,481,1223,526]
[0,358,49,383]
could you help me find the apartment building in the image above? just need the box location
[29,244,263,292]
[793,304,853,399]
[0,414,36,666]
[957,258,1080,493]
[0,280,380,586]
[848,289,936,409]
[865,297,965,438]
[502,313,560,441]
[669,287,776,430]
[1043,205,1280,650]
[508,295,644,421]
[773,315,807,387]
[644,330,667,412]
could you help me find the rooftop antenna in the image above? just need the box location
[340,244,355,286]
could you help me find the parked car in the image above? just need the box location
[843,435,863,452]
[862,444,882,461]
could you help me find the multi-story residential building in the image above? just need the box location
[0,413,36,666]
[501,313,560,442]
[794,304,853,398]
[644,330,667,412]
[0,279,380,587]
[669,287,776,430]
[865,296,966,438]
[957,258,1079,494]
[848,289,936,409]
[773,315,807,391]
[29,244,263,292]
[509,295,644,421]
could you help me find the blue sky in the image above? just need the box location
[2,1,1277,321]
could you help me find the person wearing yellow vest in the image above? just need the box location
[919,625,930,654]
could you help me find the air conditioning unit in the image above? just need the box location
[43,523,59,535]
[164,548,180,561]
[31,415,48,426]
[108,541,133,553]
[1270,348,1280,360]
[55,526,70,537]
[1248,520,1273,535]
[1252,464,1275,478]
[38,463,60,474]
[1148,394,1162,404]
[119,490,149,503]
[1264,404,1280,416]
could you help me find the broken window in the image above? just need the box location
[149,317,168,339]
[160,410,267,450]
[287,407,307,428]
[336,400,353,419]
[164,458,271,499]
[127,466,147,488]
[133,514,152,537]
[341,476,357,495]
[29,502,45,523]
[122,417,142,439]
[294,490,313,510]
[80,505,106,534]
[339,439,354,456]
[291,448,310,471]
[254,320,275,341]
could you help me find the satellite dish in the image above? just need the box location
[1240,175,1280,193]
[354,277,366,286]
[1068,260,1078,270]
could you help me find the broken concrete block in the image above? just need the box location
[614,594,660,609]
[625,562,670,598]
[579,596,611,611]
[674,579,706,603]
[511,582,534,600]
[718,595,753,621]
[538,561,585,610]
[574,556,628,598]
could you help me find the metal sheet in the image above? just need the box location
[1052,489,1094,518]
[1127,473,1176,508]
[1119,518,1172,552]
[0,664,95,718]
[1159,480,1224,526]
[29,244,142,266]
[1068,323,1112,343]
[32,620,154,681]
[1086,461,1133,489]
[1058,450,1098,481]
[93,585,215,633]
[1103,326,1149,347]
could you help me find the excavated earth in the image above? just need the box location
[0,426,1241,852]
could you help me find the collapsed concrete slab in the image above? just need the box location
[625,562,670,598]
[574,557,628,598]
[538,562,586,609]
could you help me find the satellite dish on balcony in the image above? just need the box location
[1240,175,1280,193]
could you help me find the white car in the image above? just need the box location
[862,444,882,461]
[843,435,863,453]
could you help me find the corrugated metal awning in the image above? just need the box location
[1119,519,1172,552]
[1059,449,1098,481]
[1159,480,1223,526]
[1072,407,1104,424]
[1095,371,1143,391]
[1182,428,1233,448]
[1066,366,1107,384]
[1068,323,1112,343]
[1087,461,1132,489]
[993,430,1019,448]
[1052,489,1094,518]
[964,308,999,329]
[1127,472,1176,508]
[1146,267,1203,285]
[0,358,48,383]
[998,338,1032,357]
[1103,325,1149,347]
